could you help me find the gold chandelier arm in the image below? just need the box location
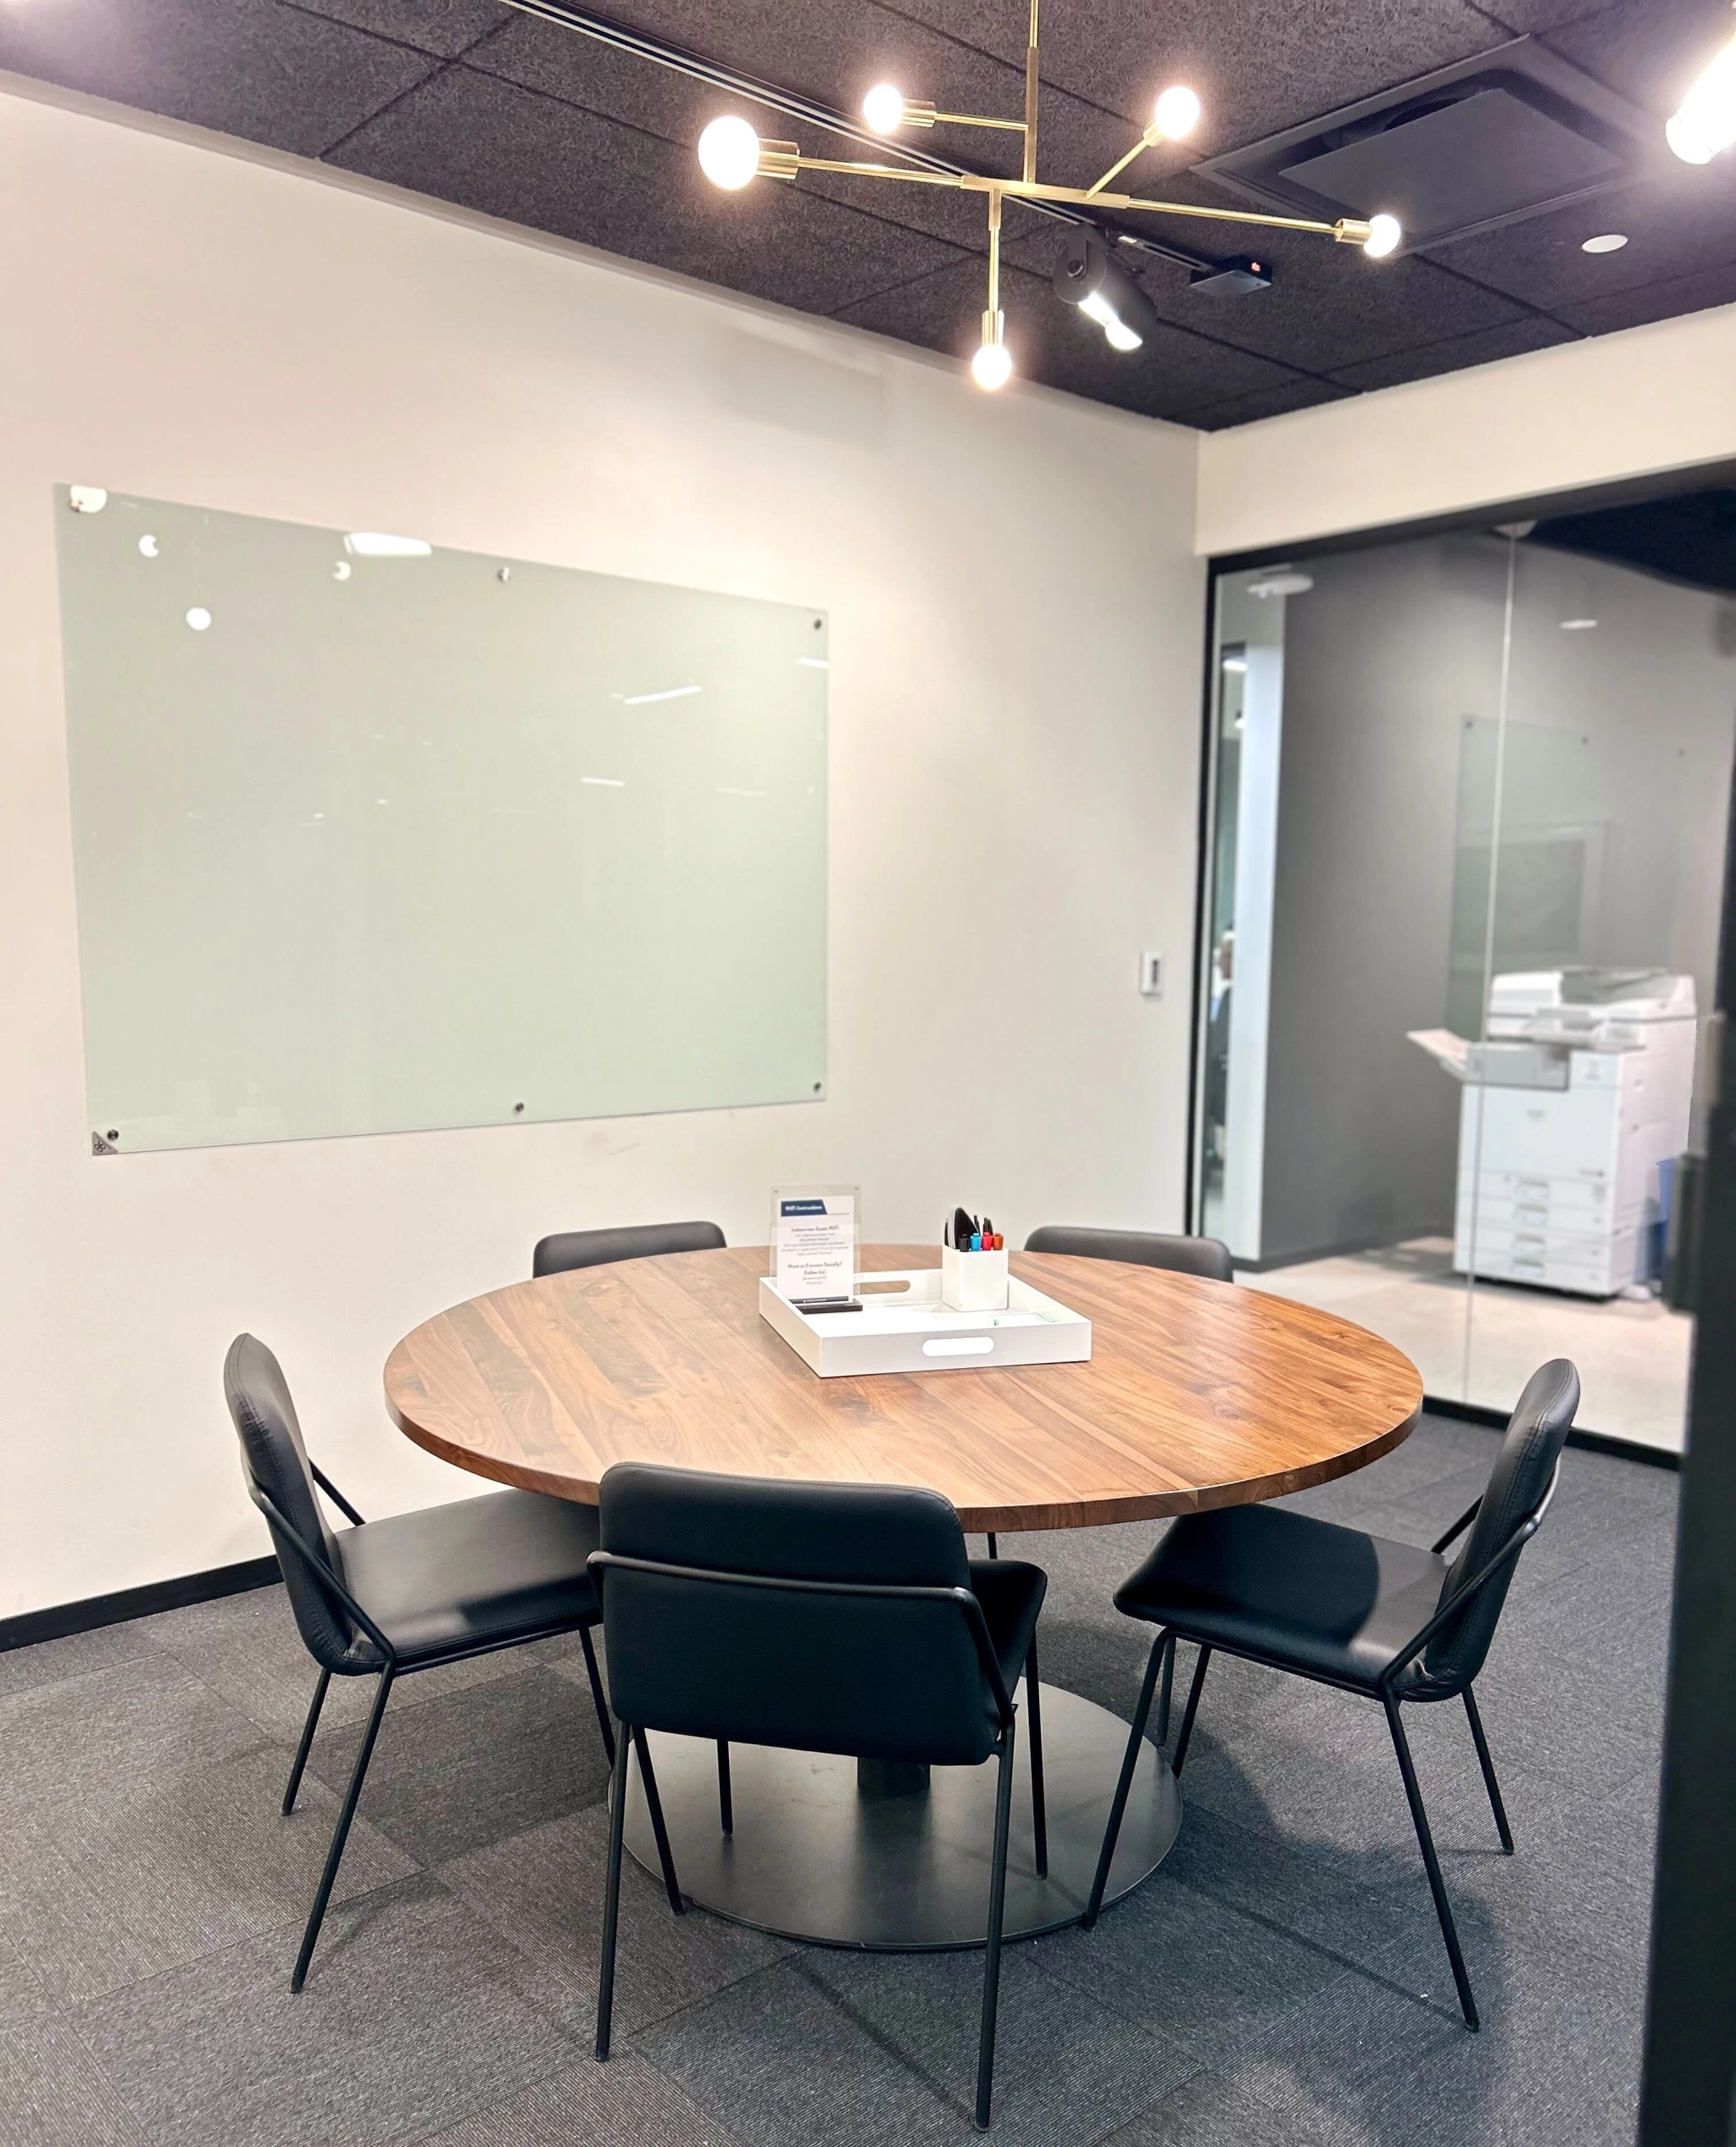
[987,186,1003,316]
[783,156,968,185]
[932,111,1027,131]
[1023,0,1040,182]
[1084,124,1159,200]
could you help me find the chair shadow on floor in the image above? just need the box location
[1032,1613,1516,2145]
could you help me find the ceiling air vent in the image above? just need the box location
[1196,37,1666,253]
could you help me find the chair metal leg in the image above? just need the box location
[974,1722,1017,2133]
[292,1664,392,1993]
[985,1533,999,1559]
[1462,1687,1514,1854]
[1383,1692,1479,2031]
[632,1728,684,1916]
[1084,1630,1167,1927]
[1154,1632,1176,1750]
[576,1625,615,1765]
[716,1739,734,1836]
[596,1723,631,2061]
[282,1666,330,1815]
[1024,1635,1048,1880]
[1171,1644,1212,1774]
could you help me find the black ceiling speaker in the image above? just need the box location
[1053,232,1161,353]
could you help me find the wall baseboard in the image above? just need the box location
[0,1555,281,1655]
[0,1404,1678,1654]
[1424,1393,1683,1472]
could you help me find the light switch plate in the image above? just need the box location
[1140,951,1165,998]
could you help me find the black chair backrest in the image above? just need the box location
[1421,1358,1580,1692]
[593,1464,1004,1766]
[1023,1225,1233,1283]
[224,1333,361,1672]
[532,1220,726,1279]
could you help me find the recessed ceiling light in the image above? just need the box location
[1560,617,1598,631]
[1581,233,1628,253]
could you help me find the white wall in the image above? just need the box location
[0,86,1204,1618]
[1196,303,1736,558]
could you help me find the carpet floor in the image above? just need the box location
[0,1414,1674,2145]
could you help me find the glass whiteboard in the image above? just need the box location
[56,487,827,1152]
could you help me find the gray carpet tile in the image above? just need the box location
[0,1415,1675,2146]
[798,1942,1194,2146]
[0,1653,268,1812]
[77,1873,577,2147]
[303,1663,615,1865]
[0,1622,161,1703]
[0,2010,146,2147]
[424,2052,738,2144]
[632,1957,965,2147]
[136,1582,587,1744]
[1099,2063,1353,2146]
[437,1806,790,2042]
[0,1745,415,2009]
[1032,1853,1355,2061]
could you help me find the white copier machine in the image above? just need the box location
[1410,968,1697,1298]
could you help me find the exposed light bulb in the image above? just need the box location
[1078,289,1143,350]
[698,114,761,190]
[1362,212,1402,258]
[971,339,1014,390]
[1152,85,1201,139]
[1667,29,1736,163]
[862,82,905,135]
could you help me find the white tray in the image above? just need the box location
[759,1267,1092,1378]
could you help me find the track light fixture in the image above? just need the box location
[1667,2,1736,164]
[1054,232,1159,352]
[693,0,1401,390]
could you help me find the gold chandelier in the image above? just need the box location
[693,0,1402,390]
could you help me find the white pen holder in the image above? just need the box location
[941,1243,1010,1312]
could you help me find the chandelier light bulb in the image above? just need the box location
[1362,212,1402,258]
[1152,85,1201,139]
[1666,30,1736,163]
[971,339,1014,391]
[862,82,906,135]
[697,114,762,190]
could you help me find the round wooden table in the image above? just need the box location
[386,1245,1422,1948]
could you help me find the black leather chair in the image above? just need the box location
[1023,1224,1234,1283]
[224,1333,614,1992]
[1086,1358,1581,2031]
[532,1220,726,1278]
[588,1464,1048,2131]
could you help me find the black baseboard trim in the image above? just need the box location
[1423,1393,1683,1472]
[0,1555,281,1655]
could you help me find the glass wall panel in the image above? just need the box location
[1196,500,1733,1453]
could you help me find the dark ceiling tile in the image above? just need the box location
[286,0,509,60]
[469,5,1153,197]
[1554,255,1736,333]
[1538,0,1734,115]
[465,14,1049,253]
[1329,314,1580,391]
[327,64,968,315]
[0,0,437,156]
[1172,376,1357,431]
[1424,170,1736,313]
[831,253,1310,419]
[867,0,1509,155]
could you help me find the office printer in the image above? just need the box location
[1410,968,1697,1298]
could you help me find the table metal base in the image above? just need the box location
[623,1684,1180,1950]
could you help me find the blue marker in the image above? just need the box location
[970,1232,982,1251]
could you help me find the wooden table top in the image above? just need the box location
[384,1246,1422,1533]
